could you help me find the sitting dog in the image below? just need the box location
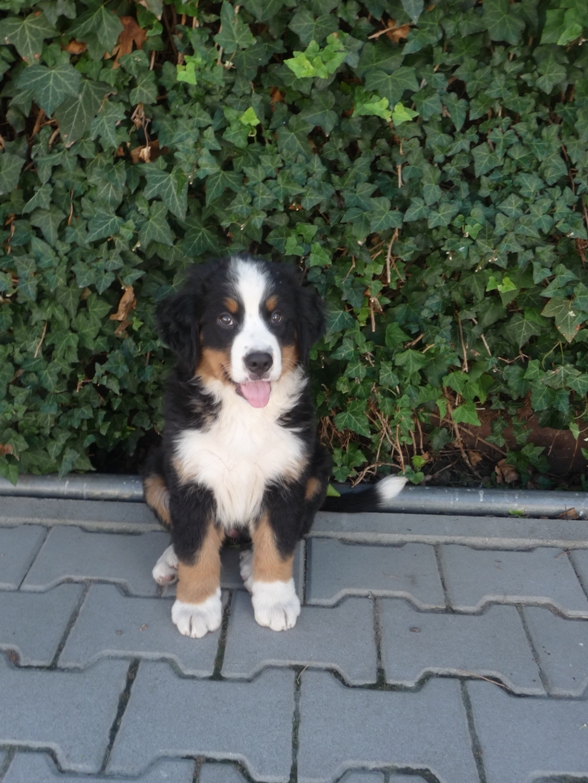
[144,254,406,637]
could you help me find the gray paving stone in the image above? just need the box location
[569,548,588,594]
[59,584,221,675]
[0,657,129,772]
[0,584,84,665]
[380,600,544,694]
[223,591,377,685]
[200,764,249,783]
[306,540,445,609]
[338,773,386,782]
[297,670,479,783]
[0,496,157,531]
[523,606,588,696]
[440,545,588,617]
[108,662,295,781]
[3,753,195,782]
[21,526,170,595]
[468,680,588,782]
[0,525,47,589]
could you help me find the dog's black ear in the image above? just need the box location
[298,284,326,364]
[156,265,210,373]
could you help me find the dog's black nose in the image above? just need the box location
[245,352,273,376]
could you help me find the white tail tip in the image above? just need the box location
[375,475,408,505]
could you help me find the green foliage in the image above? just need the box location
[1,0,588,485]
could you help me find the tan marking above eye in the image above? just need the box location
[266,295,279,312]
[224,297,239,314]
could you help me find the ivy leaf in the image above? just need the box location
[404,197,429,222]
[353,88,392,121]
[68,5,124,53]
[17,63,80,116]
[394,349,428,375]
[369,198,403,232]
[87,209,124,242]
[214,1,256,54]
[54,79,108,143]
[451,401,481,426]
[542,298,584,343]
[483,0,525,45]
[472,143,501,177]
[536,53,567,94]
[0,153,25,196]
[139,201,173,248]
[401,0,424,24]
[183,216,219,256]
[0,13,56,63]
[242,0,284,22]
[142,167,188,219]
[334,399,371,438]
[505,309,546,348]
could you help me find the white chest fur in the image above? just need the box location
[174,370,307,527]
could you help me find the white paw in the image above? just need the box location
[251,579,300,631]
[239,549,254,592]
[152,544,179,585]
[171,591,222,638]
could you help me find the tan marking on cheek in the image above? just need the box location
[224,297,239,314]
[176,523,224,604]
[143,474,171,527]
[197,347,232,385]
[251,514,294,583]
[266,295,278,312]
[305,476,322,502]
[280,343,299,373]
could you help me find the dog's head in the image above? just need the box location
[157,255,325,408]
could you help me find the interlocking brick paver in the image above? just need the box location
[306,539,445,609]
[439,545,588,616]
[59,584,222,674]
[3,753,195,782]
[380,599,544,694]
[223,591,377,684]
[0,584,84,665]
[0,657,129,772]
[468,680,588,782]
[21,526,170,595]
[108,662,295,781]
[338,773,385,782]
[0,525,46,589]
[568,549,588,595]
[200,764,250,783]
[297,670,479,783]
[523,606,588,695]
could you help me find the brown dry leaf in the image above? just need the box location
[386,22,412,42]
[494,458,519,485]
[270,87,284,107]
[558,508,579,520]
[110,286,136,336]
[0,444,13,456]
[468,450,483,467]
[64,39,87,55]
[130,139,164,164]
[112,16,147,68]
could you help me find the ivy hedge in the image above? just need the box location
[1,0,588,486]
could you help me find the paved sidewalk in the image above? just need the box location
[1,496,588,782]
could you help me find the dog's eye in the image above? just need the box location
[218,313,234,327]
[270,311,282,324]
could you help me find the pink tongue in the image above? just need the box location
[238,381,271,408]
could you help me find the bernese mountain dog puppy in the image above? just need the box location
[143,254,406,638]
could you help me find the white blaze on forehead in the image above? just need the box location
[230,257,281,382]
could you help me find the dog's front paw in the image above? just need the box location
[251,580,300,631]
[239,549,254,592]
[171,591,222,638]
[152,544,179,585]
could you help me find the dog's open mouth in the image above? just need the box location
[236,380,271,408]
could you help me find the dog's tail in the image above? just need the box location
[320,475,407,513]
